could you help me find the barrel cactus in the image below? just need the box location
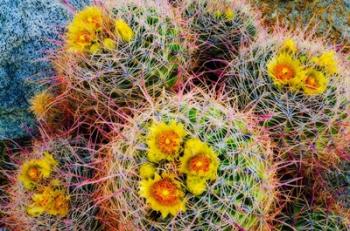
[98,90,281,230]
[226,33,350,168]
[180,0,260,80]
[0,138,100,230]
[53,1,190,124]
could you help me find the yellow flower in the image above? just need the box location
[301,69,329,95]
[27,185,55,217]
[47,190,70,217]
[267,53,303,87]
[26,205,46,217]
[66,6,104,53]
[89,43,101,54]
[115,19,134,42]
[139,173,186,218]
[19,152,57,189]
[66,25,96,53]
[30,91,54,119]
[224,8,235,21]
[18,153,57,190]
[146,120,186,163]
[279,38,297,53]
[103,38,116,50]
[27,185,69,217]
[139,162,156,179]
[73,6,104,31]
[42,151,58,168]
[179,138,219,181]
[311,51,338,75]
[186,176,207,196]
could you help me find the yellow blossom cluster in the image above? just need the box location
[66,6,134,54]
[139,120,219,218]
[267,38,338,96]
[18,152,70,217]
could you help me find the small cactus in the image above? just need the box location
[226,32,350,168]
[0,138,100,230]
[53,1,190,123]
[180,0,259,80]
[97,89,281,230]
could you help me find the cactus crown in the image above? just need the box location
[54,1,189,108]
[102,90,279,230]
[226,34,350,164]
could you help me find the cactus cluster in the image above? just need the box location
[0,138,100,230]
[99,90,281,230]
[1,0,350,230]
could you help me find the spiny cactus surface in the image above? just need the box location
[180,0,259,80]
[98,89,281,230]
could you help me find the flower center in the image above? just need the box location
[77,32,92,44]
[156,131,180,155]
[305,76,319,89]
[274,64,295,81]
[27,166,41,181]
[188,154,211,173]
[39,197,50,207]
[151,178,179,206]
[87,17,93,23]
[54,195,66,208]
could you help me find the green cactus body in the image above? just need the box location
[0,138,101,230]
[226,34,350,167]
[181,0,259,79]
[101,90,280,230]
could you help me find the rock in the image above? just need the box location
[0,0,90,139]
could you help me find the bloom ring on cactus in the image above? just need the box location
[96,89,282,230]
